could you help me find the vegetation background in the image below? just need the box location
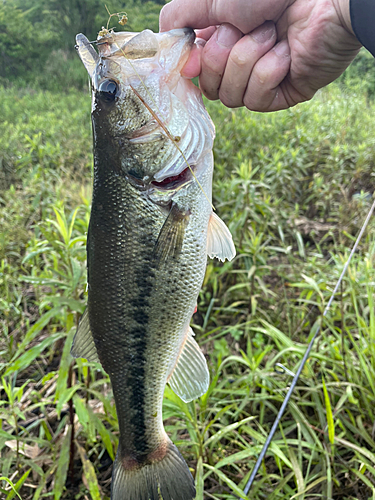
[2,0,375,499]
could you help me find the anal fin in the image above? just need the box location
[207,212,236,262]
[71,308,100,363]
[167,327,209,403]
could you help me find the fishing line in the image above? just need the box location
[241,196,375,498]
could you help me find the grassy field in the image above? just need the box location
[1,80,375,500]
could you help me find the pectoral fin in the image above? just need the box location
[71,308,100,363]
[154,203,190,264]
[167,327,209,403]
[207,212,236,262]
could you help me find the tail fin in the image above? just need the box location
[111,441,196,500]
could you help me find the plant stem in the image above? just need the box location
[68,361,75,485]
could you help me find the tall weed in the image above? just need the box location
[2,81,375,498]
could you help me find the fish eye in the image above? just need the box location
[98,79,119,102]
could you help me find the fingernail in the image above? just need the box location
[196,38,207,49]
[216,24,240,48]
[274,40,290,57]
[251,21,275,43]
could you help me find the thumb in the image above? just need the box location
[160,0,293,33]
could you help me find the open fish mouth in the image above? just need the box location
[151,166,192,191]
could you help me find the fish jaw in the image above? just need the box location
[96,28,195,79]
[92,27,195,141]
[76,28,211,189]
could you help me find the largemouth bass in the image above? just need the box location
[73,27,235,500]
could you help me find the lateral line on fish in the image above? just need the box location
[110,37,215,211]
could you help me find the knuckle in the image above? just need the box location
[228,46,250,70]
[252,65,268,86]
[202,54,225,74]
[202,44,228,73]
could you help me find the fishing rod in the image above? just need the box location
[241,197,375,498]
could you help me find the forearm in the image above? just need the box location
[350,0,375,56]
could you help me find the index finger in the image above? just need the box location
[159,0,294,34]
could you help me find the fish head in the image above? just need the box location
[76,28,212,199]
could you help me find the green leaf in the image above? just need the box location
[53,207,69,245]
[256,320,294,349]
[204,416,255,448]
[163,386,193,423]
[22,246,53,264]
[55,328,75,402]
[5,469,31,500]
[288,447,304,494]
[56,385,80,417]
[69,235,87,248]
[204,464,250,499]
[54,426,71,500]
[77,443,101,500]
[294,230,305,258]
[241,426,293,469]
[322,377,335,445]
[216,448,259,469]
[87,405,115,460]
[195,456,204,500]
[15,307,63,355]
[335,436,375,465]
[350,467,375,490]
[73,395,89,432]
[50,297,85,313]
[289,476,328,499]
[301,274,323,300]
[0,430,15,440]
[0,478,21,500]
[67,207,79,242]
[5,331,65,376]
[69,257,83,291]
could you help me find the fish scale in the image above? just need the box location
[73,27,235,500]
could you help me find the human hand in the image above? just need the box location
[160,0,362,111]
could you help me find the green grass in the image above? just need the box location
[1,81,375,500]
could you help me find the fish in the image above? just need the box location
[72,27,236,500]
